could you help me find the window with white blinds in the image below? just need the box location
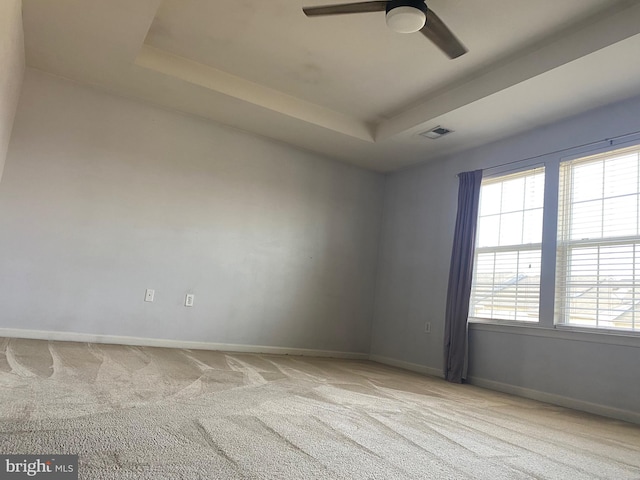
[470,168,545,322]
[556,146,640,331]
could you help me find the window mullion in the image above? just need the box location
[490,252,497,319]
[633,244,636,331]
[539,159,559,328]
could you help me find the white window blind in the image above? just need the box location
[556,145,640,331]
[470,167,545,321]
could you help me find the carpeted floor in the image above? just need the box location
[0,338,639,479]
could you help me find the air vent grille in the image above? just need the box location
[419,126,454,139]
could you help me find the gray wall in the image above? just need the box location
[0,69,383,353]
[0,0,24,182]
[371,94,640,419]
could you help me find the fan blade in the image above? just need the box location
[420,9,467,59]
[303,1,387,17]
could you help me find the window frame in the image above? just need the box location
[467,138,640,339]
[469,167,545,323]
[555,147,640,332]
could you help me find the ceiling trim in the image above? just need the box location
[135,44,374,142]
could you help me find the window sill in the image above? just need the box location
[468,318,640,348]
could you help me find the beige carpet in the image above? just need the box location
[0,338,639,479]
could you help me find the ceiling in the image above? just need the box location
[21,0,640,171]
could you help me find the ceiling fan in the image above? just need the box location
[302,0,467,59]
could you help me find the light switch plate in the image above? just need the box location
[185,294,194,307]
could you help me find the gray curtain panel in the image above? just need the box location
[443,169,482,383]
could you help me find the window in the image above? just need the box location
[556,146,640,331]
[468,143,640,334]
[470,168,545,321]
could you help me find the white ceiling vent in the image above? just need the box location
[419,126,454,139]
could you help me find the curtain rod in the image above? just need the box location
[456,129,640,177]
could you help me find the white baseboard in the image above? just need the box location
[467,375,640,425]
[0,327,369,360]
[368,353,639,425]
[369,354,443,378]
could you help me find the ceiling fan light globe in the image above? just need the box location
[385,6,426,33]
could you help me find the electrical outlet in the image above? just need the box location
[424,321,431,334]
[185,294,195,307]
[145,289,155,302]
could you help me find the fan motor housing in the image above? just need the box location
[386,0,428,15]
